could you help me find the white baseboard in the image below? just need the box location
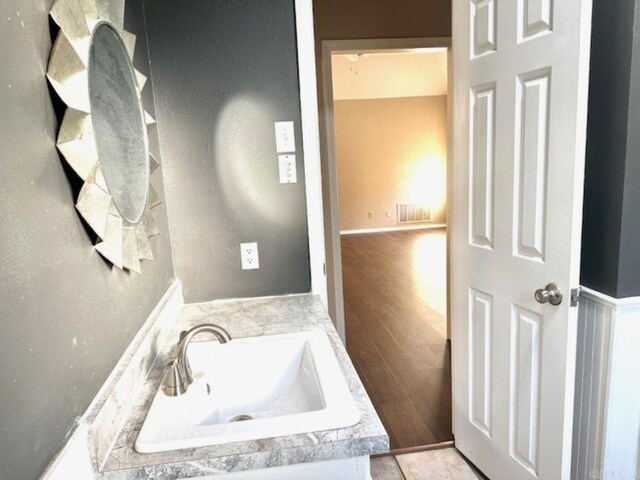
[41,280,184,479]
[572,287,640,480]
[340,223,447,235]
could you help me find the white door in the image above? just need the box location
[451,1,593,479]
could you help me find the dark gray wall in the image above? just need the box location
[0,1,175,478]
[143,0,311,303]
[580,0,640,298]
[617,0,640,298]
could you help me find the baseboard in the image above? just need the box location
[41,280,184,479]
[340,224,447,235]
[572,287,640,480]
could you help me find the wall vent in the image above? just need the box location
[397,203,431,224]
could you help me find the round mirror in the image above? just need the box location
[89,23,149,225]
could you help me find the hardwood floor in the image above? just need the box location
[342,228,452,450]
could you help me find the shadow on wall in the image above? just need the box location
[213,91,308,230]
[143,0,311,302]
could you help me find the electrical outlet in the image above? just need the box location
[386,209,392,218]
[240,242,259,270]
[274,121,295,153]
[367,212,373,219]
[279,154,297,184]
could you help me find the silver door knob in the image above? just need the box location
[535,283,563,306]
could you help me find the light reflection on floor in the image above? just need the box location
[341,228,452,448]
[411,228,447,319]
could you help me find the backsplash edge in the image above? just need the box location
[74,280,183,473]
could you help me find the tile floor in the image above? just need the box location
[371,448,487,480]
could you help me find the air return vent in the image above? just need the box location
[397,203,431,224]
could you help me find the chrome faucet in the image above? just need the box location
[162,324,231,396]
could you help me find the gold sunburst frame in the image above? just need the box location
[47,0,160,273]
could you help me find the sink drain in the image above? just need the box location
[230,414,253,422]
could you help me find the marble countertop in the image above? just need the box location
[99,295,389,479]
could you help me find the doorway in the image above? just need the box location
[323,40,453,451]
[310,0,593,474]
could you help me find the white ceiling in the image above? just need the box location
[331,50,448,101]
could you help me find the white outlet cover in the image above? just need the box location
[279,154,297,184]
[274,121,295,153]
[240,242,259,270]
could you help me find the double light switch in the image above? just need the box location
[274,121,297,184]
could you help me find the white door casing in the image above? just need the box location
[319,37,452,343]
[452,1,593,479]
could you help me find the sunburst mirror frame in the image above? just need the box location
[47,0,161,274]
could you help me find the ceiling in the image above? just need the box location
[331,50,448,101]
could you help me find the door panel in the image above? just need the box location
[452,0,592,479]
[514,68,550,262]
[510,305,542,475]
[518,0,553,41]
[469,287,493,438]
[470,85,496,250]
[472,0,497,57]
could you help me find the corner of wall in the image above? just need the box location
[41,280,184,477]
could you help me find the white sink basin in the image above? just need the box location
[135,330,360,453]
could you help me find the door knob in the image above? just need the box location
[535,283,563,306]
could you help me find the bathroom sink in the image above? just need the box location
[135,330,360,453]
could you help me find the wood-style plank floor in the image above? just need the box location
[342,229,452,450]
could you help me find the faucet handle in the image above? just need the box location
[162,360,188,396]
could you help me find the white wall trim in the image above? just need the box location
[580,286,640,311]
[340,224,447,235]
[320,37,452,343]
[42,280,184,479]
[295,0,328,310]
[572,286,640,480]
[321,40,345,342]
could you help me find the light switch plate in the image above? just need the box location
[240,242,259,270]
[279,154,297,184]
[274,121,295,153]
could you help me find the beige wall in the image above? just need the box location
[334,95,448,231]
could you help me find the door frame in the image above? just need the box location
[319,36,453,343]
[294,0,328,309]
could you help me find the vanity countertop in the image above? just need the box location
[99,295,389,479]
